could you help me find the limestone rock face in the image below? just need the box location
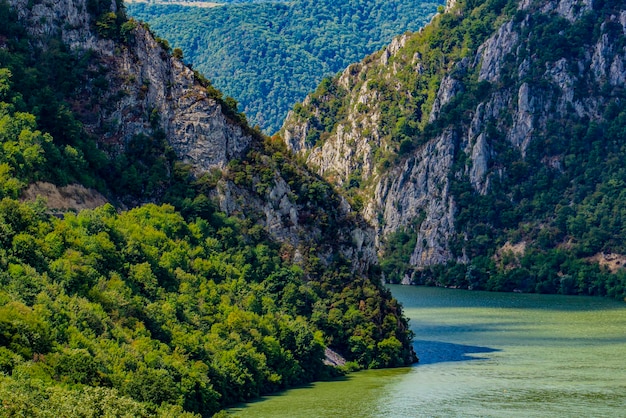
[10,0,251,171]
[211,171,378,274]
[372,130,458,267]
[10,0,111,51]
[429,62,466,123]
[7,0,378,275]
[281,0,626,269]
[118,28,252,170]
[476,20,518,83]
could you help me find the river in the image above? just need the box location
[229,285,626,417]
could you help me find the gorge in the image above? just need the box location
[0,0,625,415]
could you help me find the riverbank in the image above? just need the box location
[229,286,626,417]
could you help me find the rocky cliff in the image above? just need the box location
[9,0,377,274]
[11,0,250,170]
[281,0,626,288]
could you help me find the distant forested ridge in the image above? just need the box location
[126,0,443,133]
[129,0,289,3]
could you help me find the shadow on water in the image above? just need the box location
[232,375,352,408]
[413,339,500,365]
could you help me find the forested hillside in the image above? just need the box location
[282,0,626,299]
[126,0,443,133]
[129,0,289,3]
[0,0,415,416]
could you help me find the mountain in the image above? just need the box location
[0,0,415,415]
[282,0,626,298]
[126,0,443,133]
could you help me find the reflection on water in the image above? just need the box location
[230,286,626,417]
[413,339,500,364]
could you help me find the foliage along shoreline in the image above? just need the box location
[0,0,415,416]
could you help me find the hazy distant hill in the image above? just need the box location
[126,0,443,133]
[126,0,289,4]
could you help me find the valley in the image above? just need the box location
[0,0,625,415]
[126,0,443,132]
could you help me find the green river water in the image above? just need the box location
[229,285,626,417]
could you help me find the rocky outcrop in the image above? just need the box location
[368,129,459,266]
[108,27,252,170]
[21,182,109,211]
[476,20,518,83]
[281,0,626,270]
[323,347,347,367]
[283,66,384,189]
[10,0,111,50]
[9,0,251,171]
[7,0,378,275]
[429,62,466,123]
[217,180,378,273]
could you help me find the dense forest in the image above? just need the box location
[126,0,443,133]
[129,0,290,3]
[0,0,415,416]
[284,0,626,300]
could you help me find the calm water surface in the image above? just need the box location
[230,286,626,417]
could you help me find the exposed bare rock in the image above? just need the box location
[102,25,252,171]
[477,20,518,83]
[545,0,593,22]
[212,176,378,274]
[284,55,386,187]
[21,182,108,211]
[10,0,114,50]
[323,347,347,367]
[508,82,536,154]
[429,71,465,123]
[280,0,626,273]
[9,0,251,172]
[469,133,490,195]
[588,253,626,274]
[282,110,311,154]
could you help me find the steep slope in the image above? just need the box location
[9,0,384,276]
[0,0,415,415]
[14,0,251,171]
[282,0,626,297]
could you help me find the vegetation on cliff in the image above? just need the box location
[284,0,626,300]
[0,1,414,416]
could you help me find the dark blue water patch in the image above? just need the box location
[413,339,500,365]
[414,321,533,335]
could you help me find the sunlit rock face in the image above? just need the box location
[10,0,251,171]
[281,0,626,269]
